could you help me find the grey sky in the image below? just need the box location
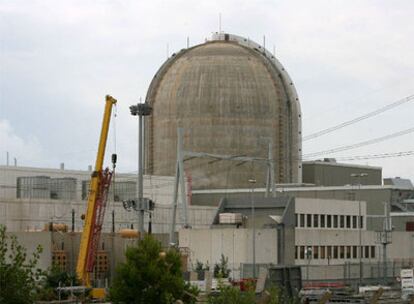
[1,0,414,181]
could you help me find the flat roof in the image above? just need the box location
[193,184,413,194]
[0,165,173,180]
[303,161,382,170]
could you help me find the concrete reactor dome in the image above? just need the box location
[144,33,302,189]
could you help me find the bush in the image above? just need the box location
[213,254,231,279]
[208,283,255,304]
[36,266,79,301]
[110,235,198,304]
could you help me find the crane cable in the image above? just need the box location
[111,103,118,209]
[303,94,414,141]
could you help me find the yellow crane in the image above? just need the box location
[76,95,117,299]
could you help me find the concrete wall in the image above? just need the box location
[5,231,171,281]
[179,228,278,279]
[7,232,52,271]
[296,197,366,220]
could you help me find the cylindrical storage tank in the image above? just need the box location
[145,33,302,189]
[43,223,68,232]
[118,228,140,238]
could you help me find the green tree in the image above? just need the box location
[0,225,43,304]
[208,283,255,304]
[110,235,198,304]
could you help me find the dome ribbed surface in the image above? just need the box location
[145,38,301,189]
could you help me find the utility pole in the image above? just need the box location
[351,173,368,286]
[379,202,392,285]
[130,102,152,239]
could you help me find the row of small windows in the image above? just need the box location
[295,245,375,260]
[295,213,364,229]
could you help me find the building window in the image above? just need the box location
[295,214,298,227]
[364,246,369,258]
[346,216,351,228]
[300,214,305,228]
[333,215,338,228]
[340,246,345,259]
[340,215,345,228]
[313,214,319,228]
[300,246,305,259]
[313,246,319,259]
[307,214,312,228]
[371,246,375,258]
[327,246,332,259]
[320,246,326,259]
[295,246,298,259]
[320,215,325,228]
[346,246,351,259]
[352,216,357,229]
[333,246,338,259]
[353,246,358,259]
[360,216,364,229]
[327,215,332,228]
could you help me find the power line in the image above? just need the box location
[304,126,414,158]
[303,94,414,141]
[304,150,414,162]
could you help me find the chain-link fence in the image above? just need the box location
[240,259,414,288]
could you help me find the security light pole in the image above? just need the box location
[130,102,152,238]
[249,178,257,278]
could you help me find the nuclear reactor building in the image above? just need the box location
[144,33,302,189]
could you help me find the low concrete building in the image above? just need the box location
[0,165,216,233]
[179,228,279,280]
[302,159,382,186]
[179,196,296,279]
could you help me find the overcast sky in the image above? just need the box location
[1,0,414,181]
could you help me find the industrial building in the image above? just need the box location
[1,159,414,284]
[1,33,414,288]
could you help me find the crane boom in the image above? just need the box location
[76,95,117,287]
